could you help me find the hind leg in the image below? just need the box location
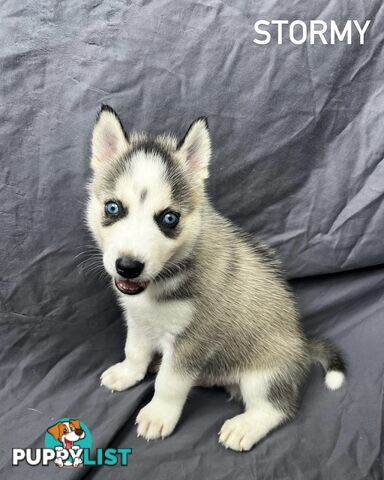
[218,370,298,452]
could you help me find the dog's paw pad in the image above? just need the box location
[100,362,143,392]
[136,402,179,441]
[218,414,258,452]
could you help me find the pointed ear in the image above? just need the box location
[91,105,129,169]
[176,117,211,180]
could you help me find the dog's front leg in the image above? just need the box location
[101,324,152,392]
[136,352,194,440]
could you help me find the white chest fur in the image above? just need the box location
[118,290,194,352]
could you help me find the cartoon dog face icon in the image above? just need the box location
[47,419,85,467]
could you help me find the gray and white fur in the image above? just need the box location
[86,105,346,452]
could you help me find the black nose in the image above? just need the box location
[116,257,145,279]
[75,428,83,436]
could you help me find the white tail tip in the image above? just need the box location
[325,370,345,390]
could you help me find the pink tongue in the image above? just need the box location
[65,439,72,449]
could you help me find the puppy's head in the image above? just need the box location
[47,420,85,446]
[87,105,211,295]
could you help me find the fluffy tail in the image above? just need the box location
[307,338,346,390]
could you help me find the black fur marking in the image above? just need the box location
[100,139,195,212]
[177,117,209,150]
[322,340,347,374]
[140,189,148,202]
[102,200,128,227]
[101,155,131,193]
[154,210,181,239]
[308,337,347,375]
[154,254,197,302]
[133,140,194,210]
[154,255,195,282]
[328,350,347,374]
[157,227,180,239]
[156,277,194,302]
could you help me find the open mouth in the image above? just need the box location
[114,278,149,295]
[64,439,73,449]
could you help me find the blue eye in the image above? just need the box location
[105,201,121,217]
[161,211,179,228]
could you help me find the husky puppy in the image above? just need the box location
[87,105,346,451]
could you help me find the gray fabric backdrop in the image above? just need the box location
[1,1,383,479]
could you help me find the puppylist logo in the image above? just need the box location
[12,418,132,468]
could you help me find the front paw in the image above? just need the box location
[54,458,64,468]
[136,400,180,440]
[100,362,144,392]
[73,457,82,467]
